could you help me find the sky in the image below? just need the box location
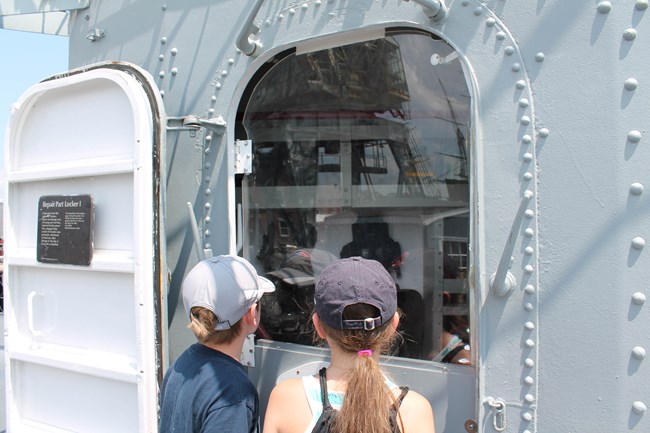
[0,28,69,200]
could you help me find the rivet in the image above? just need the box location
[632,401,647,414]
[159,90,165,97]
[315,0,321,6]
[524,265,534,274]
[486,18,496,27]
[525,339,535,348]
[302,3,308,10]
[512,63,522,72]
[636,0,649,11]
[205,216,211,223]
[524,190,533,199]
[523,172,533,181]
[171,67,178,76]
[524,376,534,385]
[205,162,211,169]
[524,228,534,238]
[524,284,535,294]
[204,202,211,209]
[216,83,222,89]
[523,153,533,162]
[624,78,639,91]
[497,31,507,41]
[597,1,612,14]
[524,303,534,311]
[158,54,164,62]
[205,230,211,237]
[521,116,531,125]
[205,243,211,249]
[522,412,533,421]
[516,80,527,89]
[474,7,483,15]
[519,98,530,108]
[631,237,645,250]
[208,108,214,114]
[522,135,532,144]
[461,0,469,5]
[524,358,535,367]
[538,128,550,138]
[279,13,285,20]
[524,246,534,256]
[228,58,235,65]
[632,346,646,359]
[535,52,545,62]
[632,292,646,305]
[161,37,167,45]
[630,183,644,195]
[524,430,532,433]
[504,46,515,56]
[221,70,228,77]
[205,188,212,195]
[211,96,217,102]
[524,322,535,331]
[205,135,212,142]
[171,48,178,55]
[525,394,535,403]
[628,130,642,143]
[525,209,534,218]
[623,28,638,41]
[159,70,165,78]
[289,8,295,14]
[265,19,271,27]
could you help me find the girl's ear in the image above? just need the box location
[312,313,328,339]
[391,311,400,331]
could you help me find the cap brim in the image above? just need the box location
[267,268,315,287]
[257,275,276,293]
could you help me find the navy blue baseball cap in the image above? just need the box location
[315,257,397,330]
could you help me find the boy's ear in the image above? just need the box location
[243,304,259,327]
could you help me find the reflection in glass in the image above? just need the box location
[237,30,471,363]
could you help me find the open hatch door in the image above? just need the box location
[3,62,167,432]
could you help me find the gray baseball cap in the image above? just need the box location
[182,255,275,330]
[315,257,397,330]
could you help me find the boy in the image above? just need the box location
[159,255,275,433]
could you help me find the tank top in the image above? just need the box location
[304,367,409,433]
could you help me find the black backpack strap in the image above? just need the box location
[396,386,409,405]
[311,368,335,433]
[390,387,409,433]
[318,367,332,409]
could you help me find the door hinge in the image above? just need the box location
[234,140,253,174]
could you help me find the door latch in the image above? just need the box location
[484,397,507,432]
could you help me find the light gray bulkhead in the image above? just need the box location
[60,1,649,432]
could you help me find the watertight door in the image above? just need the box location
[3,62,166,432]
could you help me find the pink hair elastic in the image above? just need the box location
[357,350,373,357]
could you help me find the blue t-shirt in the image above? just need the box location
[159,343,259,433]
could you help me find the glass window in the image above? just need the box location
[236,30,471,363]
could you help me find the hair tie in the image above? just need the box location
[357,349,373,357]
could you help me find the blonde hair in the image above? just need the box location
[188,307,243,345]
[319,304,403,433]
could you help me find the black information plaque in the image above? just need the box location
[37,195,94,266]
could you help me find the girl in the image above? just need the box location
[264,257,435,433]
